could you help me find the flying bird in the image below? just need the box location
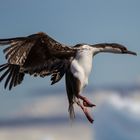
[0,32,137,123]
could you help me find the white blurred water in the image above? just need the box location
[0,85,140,140]
[94,93,140,140]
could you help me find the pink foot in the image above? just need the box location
[76,100,94,123]
[84,108,94,123]
[78,95,96,107]
[83,101,96,107]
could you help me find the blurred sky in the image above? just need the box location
[0,0,140,94]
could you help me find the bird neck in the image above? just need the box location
[92,47,122,55]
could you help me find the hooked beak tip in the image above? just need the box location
[124,50,137,56]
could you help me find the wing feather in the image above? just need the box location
[0,63,25,89]
[4,66,14,89]
[0,32,76,66]
[0,32,76,89]
[0,64,9,72]
[0,67,11,82]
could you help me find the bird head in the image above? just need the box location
[90,43,137,56]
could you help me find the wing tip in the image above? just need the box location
[0,64,24,90]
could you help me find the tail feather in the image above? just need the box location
[0,63,24,90]
[68,103,75,120]
[65,70,76,121]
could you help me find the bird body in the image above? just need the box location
[71,45,94,89]
[0,32,137,123]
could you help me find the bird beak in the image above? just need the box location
[123,50,137,56]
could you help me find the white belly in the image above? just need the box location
[70,49,93,91]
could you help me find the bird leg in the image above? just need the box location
[76,99,94,123]
[78,95,96,107]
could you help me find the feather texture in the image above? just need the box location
[0,32,76,89]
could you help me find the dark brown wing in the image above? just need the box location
[0,63,24,90]
[0,32,76,66]
[0,32,76,89]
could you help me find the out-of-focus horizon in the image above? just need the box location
[0,0,140,140]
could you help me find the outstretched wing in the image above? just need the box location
[0,63,24,90]
[0,32,76,89]
[0,32,76,66]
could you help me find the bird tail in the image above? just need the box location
[68,102,75,120]
[0,63,24,90]
[65,70,76,121]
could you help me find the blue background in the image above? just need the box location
[0,0,139,90]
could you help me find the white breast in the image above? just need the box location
[70,46,93,90]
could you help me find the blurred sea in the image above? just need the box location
[94,91,140,140]
[0,83,140,140]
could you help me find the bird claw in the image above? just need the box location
[83,101,96,107]
[78,95,96,108]
[76,99,94,123]
[84,108,94,123]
